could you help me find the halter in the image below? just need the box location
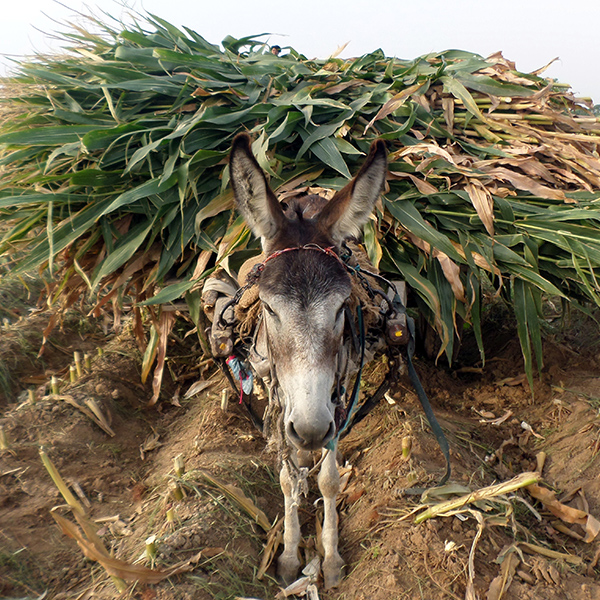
[218,244,348,329]
[246,244,346,283]
[216,242,452,489]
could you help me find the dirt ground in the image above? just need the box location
[2,279,600,599]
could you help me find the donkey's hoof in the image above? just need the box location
[277,553,301,586]
[323,554,345,589]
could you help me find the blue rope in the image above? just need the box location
[326,304,365,451]
[393,292,451,487]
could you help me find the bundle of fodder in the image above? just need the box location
[0,10,599,392]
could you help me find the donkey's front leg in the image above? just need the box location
[318,447,344,588]
[278,458,301,584]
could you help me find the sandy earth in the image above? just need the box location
[2,298,600,600]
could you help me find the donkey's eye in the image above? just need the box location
[263,303,277,318]
[335,305,345,322]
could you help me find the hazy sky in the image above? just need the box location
[1,0,598,103]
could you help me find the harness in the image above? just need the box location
[212,243,451,488]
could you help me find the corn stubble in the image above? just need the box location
[39,447,225,590]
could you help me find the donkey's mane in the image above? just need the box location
[267,194,332,252]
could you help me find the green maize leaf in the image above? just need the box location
[527,208,600,222]
[307,136,351,179]
[124,137,168,174]
[16,67,97,90]
[333,138,363,155]
[114,45,163,70]
[103,78,184,95]
[268,111,304,144]
[512,278,544,392]
[138,279,198,305]
[296,116,354,161]
[46,141,85,171]
[100,175,178,216]
[0,147,41,167]
[0,125,102,146]
[513,278,535,392]
[69,169,127,187]
[465,273,485,364]
[91,221,154,289]
[0,209,46,254]
[442,50,491,72]
[455,73,536,98]
[384,198,463,262]
[203,104,271,126]
[385,240,446,335]
[0,193,78,209]
[221,33,269,54]
[517,220,600,252]
[81,124,147,152]
[12,198,115,274]
[428,257,457,362]
[566,238,600,304]
[440,76,487,123]
[189,149,228,168]
[185,289,202,328]
[504,262,565,298]
[527,283,544,375]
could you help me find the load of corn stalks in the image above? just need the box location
[0,11,599,395]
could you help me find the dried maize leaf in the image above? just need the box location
[149,310,176,406]
[434,250,466,302]
[199,470,271,531]
[52,512,213,582]
[527,483,600,542]
[257,518,283,579]
[415,472,540,523]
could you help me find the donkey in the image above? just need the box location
[229,133,387,588]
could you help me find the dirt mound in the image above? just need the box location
[2,302,600,599]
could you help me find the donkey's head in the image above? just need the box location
[230,134,387,450]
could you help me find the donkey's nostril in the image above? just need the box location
[286,418,336,450]
[287,421,300,443]
[325,420,336,443]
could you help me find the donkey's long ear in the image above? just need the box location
[318,139,387,245]
[229,133,286,244]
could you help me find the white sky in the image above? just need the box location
[1,0,599,104]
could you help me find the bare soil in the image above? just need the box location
[2,290,600,600]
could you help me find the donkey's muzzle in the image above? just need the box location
[286,417,336,451]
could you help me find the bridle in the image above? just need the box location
[257,243,346,269]
[218,244,346,330]
[217,242,452,489]
[219,242,394,438]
